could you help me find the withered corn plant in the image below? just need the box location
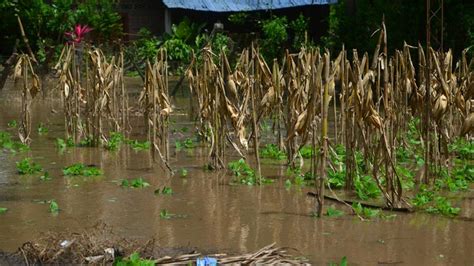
[55,45,129,146]
[14,54,41,144]
[140,49,173,172]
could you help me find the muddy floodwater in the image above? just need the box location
[0,79,473,265]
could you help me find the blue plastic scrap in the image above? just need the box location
[196,256,218,266]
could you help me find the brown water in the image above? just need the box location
[0,79,473,265]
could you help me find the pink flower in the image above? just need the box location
[65,24,93,44]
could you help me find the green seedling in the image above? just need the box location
[228,159,273,185]
[180,168,188,177]
[7,120,17,128]
[260,144,286,160]
[40,171,52,181]
[49,200,59,213]
[352,202,380,219]
[0,131,29,152]
[121,178,150,188]
[154,186,173,195]
[0,208,8,214]
[37,123,49,135]
[128,140,150,151]
[105,132,125,151]
[63,163,102,176]
[16,158,43,175]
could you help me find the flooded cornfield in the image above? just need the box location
[0,74,473,265]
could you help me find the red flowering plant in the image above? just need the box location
[65,24,92,44]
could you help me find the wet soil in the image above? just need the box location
[0,78,473,265]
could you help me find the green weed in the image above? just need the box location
[228,158,273,185]
[352,202,380,219]
[154,186,173,195]
[105,132,125,151]
[325,207,345,217]
[37,123,49,135]
[121,178,150,188]
[40,172,52,181]
[0,208,8,214]
[114,252,155,266]
[49,200,59,213]
[260,144,286,160]
[63,163,102,176]
[16,158,43,175]
[56,137,75,150]
[127,140,150,151]
[7,120,17,128]
[354,175,380,200]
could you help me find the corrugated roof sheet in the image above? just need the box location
[162,0,338,12]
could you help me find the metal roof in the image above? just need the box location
[162,0,338,12]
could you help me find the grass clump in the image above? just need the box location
[16,158,43,175]
[63,163,102,176]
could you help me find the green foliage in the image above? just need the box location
[449,138,474,160]
[114,252,155,266]
[40,171,52,181]
[0,131,29,153]
[261,16,288,60]
[329,256,348,266]
[299,146,314,159]
[228,158,273,185]
[56,137,74,150]
[289,14,310,50]
[396,165,415,190]
[105,132,124,151]
[160,209,172,219]
[121,178,150,188]
[127,140,150,151]
[37,123,48,135]
[7,120,17,128]
[354,175,380,200]
[228,13,249,26]
[163,38,191,61]
[180,168,188,177]
[63,163,102,176]
[260,144,286,160]
[175,138,194,150]
[426,196,460,217]
[78,136,94,147]
[49,200,59,213]
[0,0,123,62]
[325,207,345,217]
[154,186,173,195]
[16,158,43,175]
[412,185,460,217]
[352,203,380,219]
[0,207,8,214]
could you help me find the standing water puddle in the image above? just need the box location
[0,79,473,265]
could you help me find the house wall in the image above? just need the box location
[118,0,166,40]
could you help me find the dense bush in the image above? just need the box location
[0,0,122,62]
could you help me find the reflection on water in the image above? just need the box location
[0,79,472,265]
